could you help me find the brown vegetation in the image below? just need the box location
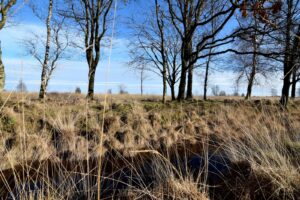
[0,93,299,199]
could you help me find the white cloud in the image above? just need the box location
[0,22,285,96]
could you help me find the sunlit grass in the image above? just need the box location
[0,92,299,199]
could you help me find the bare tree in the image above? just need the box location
[232,15,276,100]
[271,88,278,96]
[166,35,181,100]
[244,0,300,106]
[244,21,259,99]
[119,84,128,94]
[233,81,240,96]
[228,1,293,105]
[129,63,148,96]
[61,0,114,99]
[219,90,226,96]
[140,67,145,96]
[280,0,295,106]
[237,0,299,106]
[276,0,300,106]
[138,64,147,96]
[165,0,238,101]
[203,1,218,101]
[16,79,27,92]
[129,0,181,102]
[0,0,17,91]
[24,0,69,99]
[211,85,220,96]
[203,44,214,100]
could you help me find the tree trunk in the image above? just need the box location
[39,72,47,99]
[140,69,144,96]
[281,76,291,106]
[85,43,99,99]
[170,65,176,101]
[162,69,167,103]
[177,65,187,101]
[203,53,212,101]
[39,0,53,99]
[170,82,176,101]
[177,40,190,101]
[204,2,216,101]
[245,74,255,100]
[140,78,143,96]
[186,65,193,100]
[246,36,257,100]
[0,42,5,91]
[291,68,297,98]
[203,68,208,100]
[87,66,96,99]
[186,40,193,100]
[280,0,293,107]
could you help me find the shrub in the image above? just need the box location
[271,88,278,96]
[211,85,220,96]
[16,79,27,93]
[233,91,239,96]
[75,87,81,94]
[219,91,226,96]
[119,84,128,94]
[0,109,16,133]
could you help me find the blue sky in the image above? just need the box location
[0,0,283,96]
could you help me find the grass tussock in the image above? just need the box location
[0,92,299,199]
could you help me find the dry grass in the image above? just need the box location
[0,92,299,199]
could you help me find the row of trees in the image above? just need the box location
[26,0,114,99]
[0,0,115,100]
[129,0,300,107]
[0,0,300,107]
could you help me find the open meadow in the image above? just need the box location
[0,92,299,199]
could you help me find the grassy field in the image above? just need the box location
[0,92,299,199]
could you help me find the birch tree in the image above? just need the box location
[24,0,69,99]
[0,0,17,91]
